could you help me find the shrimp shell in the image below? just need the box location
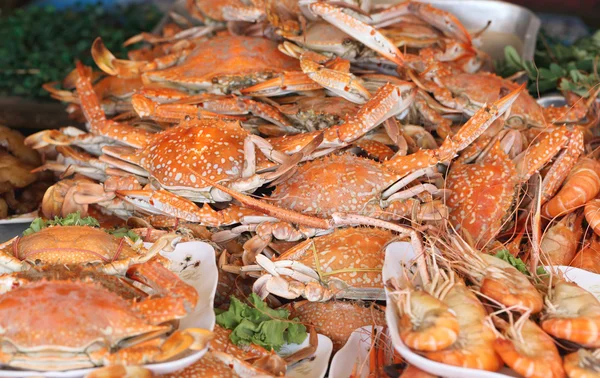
[543,158,600,218]
[585,199,600,236]
[494,317,565,378]
[563,349,600,378]
[542,280,600,348]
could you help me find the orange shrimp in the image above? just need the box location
[543,158,600,218]
[389,281,459,352]
[425,281,503,371]
[570,235,600,274]
[445,236,544,314]
[563,349,600,378]
[585,199,600,236]
[493,314,565,378]
[541,211,584,266]
[542,279,600,348]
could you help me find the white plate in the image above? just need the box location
[280,334,333,378]
[0,211,38,225]
[382,242,520,378]
[0,241,218,378]
[329,326,390,378]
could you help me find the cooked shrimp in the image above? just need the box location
[425,280,503,372]
[543,158,600,218]
[570,235,600,274]
[563,349,600,378]
[445,236,543,313]
[542,279,600,347]
[493,312,565,378]
[541,212,584,266]
[585,199,600,236]
[388,278,459,352]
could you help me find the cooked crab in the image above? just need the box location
[0,266,211,371]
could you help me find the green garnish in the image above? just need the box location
[495,249,547,276]
[106,227,141,242]
[0,3,161,99]
[23,212,139,242]
[216,294,308,351]
[23,212,100,235]
[496,31,600,97]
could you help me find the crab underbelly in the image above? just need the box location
[0,351,98,371]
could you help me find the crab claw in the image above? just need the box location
[155,328,214,362]
[92,37,146,78]
[307,2,404,66]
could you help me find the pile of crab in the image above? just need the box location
[13,0,600,376]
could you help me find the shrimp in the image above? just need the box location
[540,211,584,266]
[542,278,600,347]
[563,349,600,378]
[543,158,600,218]
[570,235,600,274]
[388,278,459,352]
[585,199,600,236]
[444,236,543,313]
[400,365,438,377]
[425,281,503,372]
[493,312,565,378]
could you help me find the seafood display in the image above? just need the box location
[4,0,600,376]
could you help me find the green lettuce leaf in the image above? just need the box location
[215,293,307,351]
[495,249,547,276]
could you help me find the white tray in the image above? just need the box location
[0,241,218,377]
[0,211,38,225]
[329,326,390,378]
[281,334,333,378]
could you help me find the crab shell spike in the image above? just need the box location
[308,2,405,66]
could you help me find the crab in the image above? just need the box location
[0,224,180,275]
[287,300,386,352]
[94,35,300,95]
[210,86,522,260]
[0,265,211,371]
[224,227,395,302]
[446,125,585,250]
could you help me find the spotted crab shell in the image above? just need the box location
[270,154,400,218]
[291,300,386,352]
[276,227,393,290]
[143,35,299,92]
[0,280,165,362]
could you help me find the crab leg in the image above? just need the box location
[383,84,523,176]
[299,51,372,104]
[75,61,153,148]
[116,189,250,227]
[241,71,324,97]
[369,2,472,46]
[306,2,404,66]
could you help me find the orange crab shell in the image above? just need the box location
[439,73,545,127]
[446,142,517,248]
[133,118,272,189]
[5,226,142,265]
[143,35,300,92]
[276,227,394,290]
[290,300,386,352]
[269,154,402,219]
[0,279,167,369]
[161,352,239,378]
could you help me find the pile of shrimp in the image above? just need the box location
[385,231,600,378]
